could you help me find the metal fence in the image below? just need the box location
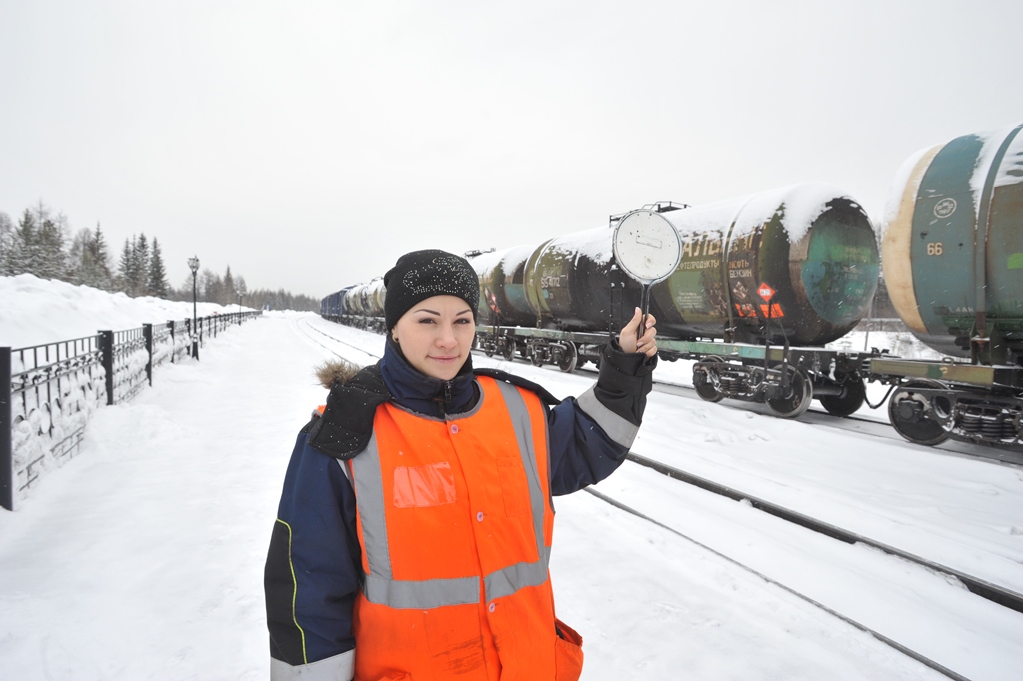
[1,311,262,511]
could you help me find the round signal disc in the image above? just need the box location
[612,210,682,284]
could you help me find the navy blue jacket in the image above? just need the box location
[265,339,655,675]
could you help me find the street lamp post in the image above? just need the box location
[188,256,200,360]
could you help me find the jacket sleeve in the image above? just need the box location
[547,340,656,496]
[265,424,361,680]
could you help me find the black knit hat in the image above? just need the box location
[384,250,480,332]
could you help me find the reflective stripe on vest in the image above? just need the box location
[348,378,549,610]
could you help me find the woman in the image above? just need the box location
[265,249,657,681]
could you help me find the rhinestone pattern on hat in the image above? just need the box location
[399,254,479,308]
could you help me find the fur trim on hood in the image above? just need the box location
[314,358,362,389]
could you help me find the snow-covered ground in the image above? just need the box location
[1,276,1022,680]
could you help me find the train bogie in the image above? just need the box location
[878,367,1023,452]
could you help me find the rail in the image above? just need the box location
[624,451,1023,615]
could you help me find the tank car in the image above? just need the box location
[872,122,1023,452]
[646,184,880,417]
[469,246,534,327]
[648,183,879,345]
[521,226,644,331]
[469,245,537,360]
[469,228,647,370]
[342,278,387,331]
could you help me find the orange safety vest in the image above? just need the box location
[345,376,583,681]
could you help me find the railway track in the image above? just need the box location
[294,314,383,362]
[622,450,1023,615]
[585,451,1023,681]
[651,379,1023,468]
[583,485,975,681]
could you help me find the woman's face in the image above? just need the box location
[391,295,476,381]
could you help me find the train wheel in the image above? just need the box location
[818,374,866,417]
[888,379,951,446]
[767,367,813,418]
[557,342,578,373]
[529,344,545,367]
[502,340,516,361]
[693,357,725,403]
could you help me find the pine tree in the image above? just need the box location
[9,209,39,276]
[201,268,221,303]
[90,223,114,290]
[115,234,154,296]
[68,223,115,290]
[147,238,170,298]
[135,234,150,294]
[68,227,92,285]
[117,237,133,294]
[36,217,68,280]
[223,266,235,306]
[0,211,13,276]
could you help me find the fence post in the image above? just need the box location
[143,324,154,386]
[99,330,114,406]
[169,321,176,364]
[1,347,12,511]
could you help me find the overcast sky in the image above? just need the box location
[1,1,1021,299]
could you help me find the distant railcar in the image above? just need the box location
[471,245,536,329]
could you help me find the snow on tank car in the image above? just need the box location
[522,225,643,331]
[648,182,880,345]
